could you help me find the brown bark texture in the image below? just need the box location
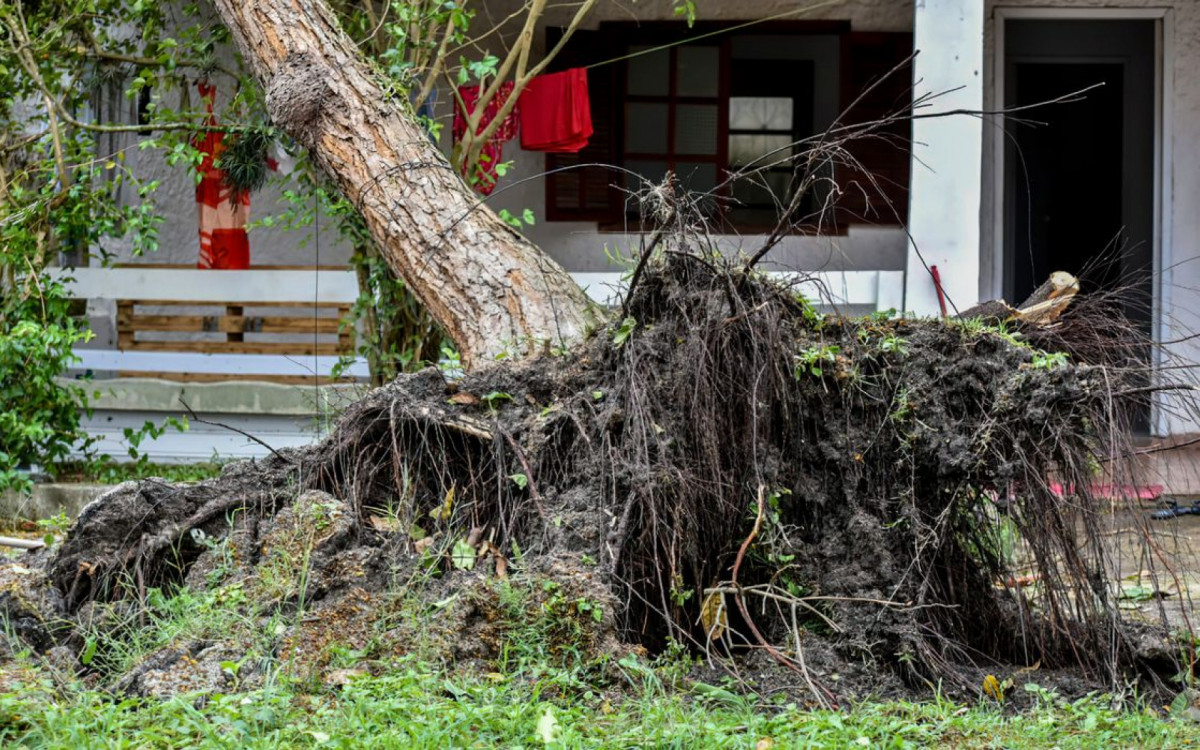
[210,0,596,367]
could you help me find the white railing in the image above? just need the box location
[56,266,904,380]
[571,270,905,311]
[57,267,369,380]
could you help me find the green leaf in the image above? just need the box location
[509,473,528,490]
[80,638,98,666]
[451,538,477,570]
[612,316,637,347]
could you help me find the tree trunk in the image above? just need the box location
[210,0,596,368]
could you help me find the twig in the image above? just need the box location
[0,535,44,550]
[177,396,296,464]
[620,228,668,318]
[731,485,837,708]
[499,427,547,521]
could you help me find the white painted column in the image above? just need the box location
[904,0,985,315]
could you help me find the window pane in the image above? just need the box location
[674,104,718,156]
[624,159,670,192]
[676,162,718,194]
[627,46,670,96]
[729,134,793,168]
[731,171,792,206]
[730,97,794,131]
[625,103,669,153]
[676,46,719,97]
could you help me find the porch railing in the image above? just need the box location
[57,266,904,382]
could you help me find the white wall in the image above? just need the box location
[905,0,984,315]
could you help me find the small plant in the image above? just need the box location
[1029,350,1069,370]
[121,418,189,476]
[795,344,840,378]
[481,391,513,412]
[612,316,638,348]
[439,345,464,380]
[35,511,72,549]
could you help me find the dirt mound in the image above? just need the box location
[1,255,1194,705]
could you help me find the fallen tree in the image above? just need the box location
[5,222,1193,705]
[2,0,1196,713]
[208,0,597,367]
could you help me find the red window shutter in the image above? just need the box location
[543,28,621,223]
[835,32,913,226]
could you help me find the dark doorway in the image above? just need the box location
[1004,20,1156,328]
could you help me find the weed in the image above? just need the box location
[795,343,840,378]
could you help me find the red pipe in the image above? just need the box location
[930,264,949,319]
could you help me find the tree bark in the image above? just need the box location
[210,0,596,368]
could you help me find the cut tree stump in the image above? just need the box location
[959,271,1080,324]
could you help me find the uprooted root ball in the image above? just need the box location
[12,254,1191,704]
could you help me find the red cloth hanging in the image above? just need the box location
[194,81,251,270]
[518,68,592,153]
[453,81,518,195]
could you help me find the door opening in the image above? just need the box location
[1003,19,1156,430]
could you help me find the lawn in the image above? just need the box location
[1,647,1193,748]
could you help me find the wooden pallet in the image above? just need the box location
[115,299,355,384]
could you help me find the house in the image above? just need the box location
[58,1,1200,489]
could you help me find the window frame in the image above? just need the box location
[542,21,913,235]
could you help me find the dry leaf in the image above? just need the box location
[414,536,436,555]
[324,668,367,687]
[700,591,728,642]
[369,515,400,533]
[495,553,510,580]
[466,525,486,548]
[450,392,480,406]
[756,739,774,750]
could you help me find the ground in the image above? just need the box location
[4,260,1200,745]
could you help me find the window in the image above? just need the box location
[544,24,913,232]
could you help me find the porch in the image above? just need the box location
[59,264,904,462]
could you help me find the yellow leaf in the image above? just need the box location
[700,591,727,642]
[983,674,1005,702]
[756,739,774,750]
[104,161,116,170]
[430,484,455,522]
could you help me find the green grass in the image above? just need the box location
[0,648,1193,748]
[51,460,225,485]
[2,546,1194,748]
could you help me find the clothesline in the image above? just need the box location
[581,0,846,71]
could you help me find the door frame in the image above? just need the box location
[991,7,1174,436]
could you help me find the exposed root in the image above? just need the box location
[6,241,1198,704]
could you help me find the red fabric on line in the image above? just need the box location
[453,81,518,195]
[194,81,251,270]
[519,68,592,153]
